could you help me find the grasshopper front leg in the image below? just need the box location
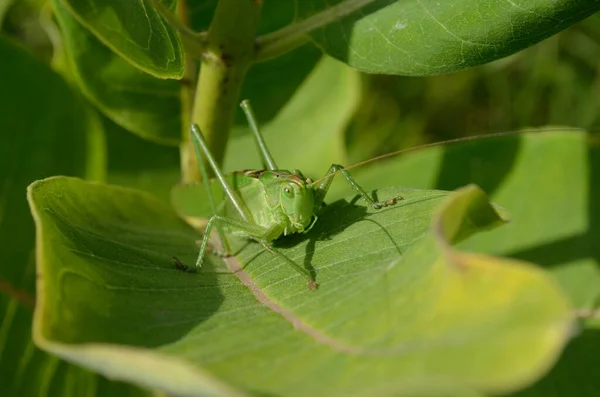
[313,164,403,210]
[195,214,267,269]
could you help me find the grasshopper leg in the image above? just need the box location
[313,164,403,210]
[195,215,265,268]
[195,214,317,289]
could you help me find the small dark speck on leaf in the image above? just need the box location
[173,257,197,273]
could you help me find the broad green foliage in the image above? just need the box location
[52,0,323,142]
[105,118,180,204]
[329,129,600,311]
[2,0,598,395]
[57,0,183,78]
[0,0,14,24]
[238,43,322,126]
[297,0,600,75]
[0,37,145,397]
[511,327,600,397]
[331,129,600,395]
[52,0,182,145]
[29,176,571,397]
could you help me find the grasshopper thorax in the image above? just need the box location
[258,170,315,234]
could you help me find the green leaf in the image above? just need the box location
[454,130,600,395]
[0,0,15,24]
[0,36,144,396]
[52,0,181,145]
[508,328,600,397]
[57,0,183,79]
[330,128,598,395]
[105,117,180,204]
[297,0,600,75]
[29,175,571,396]
[334,129,600,316]
[237,43,322,127]
[452,131,598,310]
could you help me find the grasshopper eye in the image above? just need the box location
[283,184,294,198]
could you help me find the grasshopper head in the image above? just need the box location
[279,179,315,232]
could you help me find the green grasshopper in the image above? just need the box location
[187,100,403,290]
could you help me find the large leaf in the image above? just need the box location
[296,0,600,75]
[237,43,322,127]
[29,175,571,396]
[0,36,144,396]
[57,0,183,78]
[331,129,600,312]
[509,328,600,397]
[328,128,599,396]
[104,116,180,204]
[52,0,181,145]
[453,130,600,396]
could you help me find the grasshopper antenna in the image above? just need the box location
[311,127,589,186]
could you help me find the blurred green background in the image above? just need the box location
[1,2,599,396]
[3,0,599,167]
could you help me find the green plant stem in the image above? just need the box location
[177,0,196,180]
[182,0,262,182]
[255,0,376,62]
